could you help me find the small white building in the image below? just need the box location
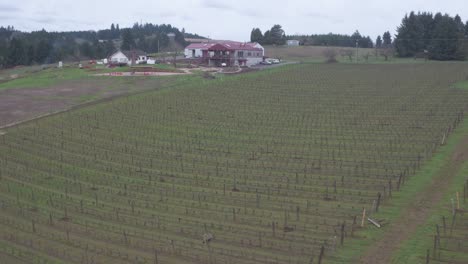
[287,40,300,46]
[109,50,148,66]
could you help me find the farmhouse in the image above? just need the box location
[109,50,148,65]
[287,40,300,46]
[184,41,265,67]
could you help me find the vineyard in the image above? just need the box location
[425,172,468,264]
[0,63,468,263]
[429,174,468,264]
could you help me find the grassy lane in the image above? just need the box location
[332,119,468,263]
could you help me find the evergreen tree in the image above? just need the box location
[454,15,465,33]
[35,39,51,63]
[250,28,263,43]
[417,12,435,48]
[395,12,425,57]
[104,41,116,56]
[465,21,468,37]
[26,45,35,64]
[270,25,286,45]
[0,22,196,68]
[376,35,382,48]
[428,14,465,60]
[136,35,148,52]
[80,42,95,58]
[383,31,392,46]
[0,39,7,67]
[394,12,466,60]
[150,38,160,53]
[351,30,362,46]
[263,30,272,45]
[121,29,135,50]
[6,38,26,66]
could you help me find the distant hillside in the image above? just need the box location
[0,23,204,68]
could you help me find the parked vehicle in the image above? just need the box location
[266,58,280,64]
[260,61,272,65]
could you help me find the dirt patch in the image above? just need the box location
[359,136,468,264]
[452,137,468,162]
[0,77,170,128]
[93,71,188,77]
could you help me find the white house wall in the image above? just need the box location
[245,57,263,66]
[184,48,203,58]
[110,51,129,64]
[254,43,265,56]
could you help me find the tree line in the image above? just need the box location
[252,12,468,61]
[250,25,287,45]
[0,23,198,69]
[251,25,374,48]
[394,11,468,60]
[290,31,374,48]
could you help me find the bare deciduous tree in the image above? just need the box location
[323,48,338,63]
[172,50,181,68]
[340,49,354,62]
[379,47,394,61]
[362,52,370,62]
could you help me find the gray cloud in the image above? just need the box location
[305,12,344,24]
[201,0,231,10]
[158,11,177,18]
[0,14,14,20]
[181,14,193,21]
[0,4,20,12]
[237,8,262,18]
[31,17,55,24]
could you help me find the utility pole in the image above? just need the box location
[355,40,359,63]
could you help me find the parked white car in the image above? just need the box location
[266,58,280,64]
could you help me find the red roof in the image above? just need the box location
[186,41,263,52]
[208,43,234,51]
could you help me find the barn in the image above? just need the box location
[109,50,148,66]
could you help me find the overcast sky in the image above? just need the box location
[1,0,467,41]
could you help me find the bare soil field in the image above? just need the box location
[93,71,189,77]
[265,45,376,61]
[0,77,174,128]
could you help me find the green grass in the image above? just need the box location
[454,80,468,89]
[331,119,468,263]
[392,135,468,262]
[0,67,89,90]
[0,65,45,80]
[0,63,184,91]
[393,162,468,263]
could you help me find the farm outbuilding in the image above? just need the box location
[287,40,300,46]
[109,50,148,66]
[185,41,264,67]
